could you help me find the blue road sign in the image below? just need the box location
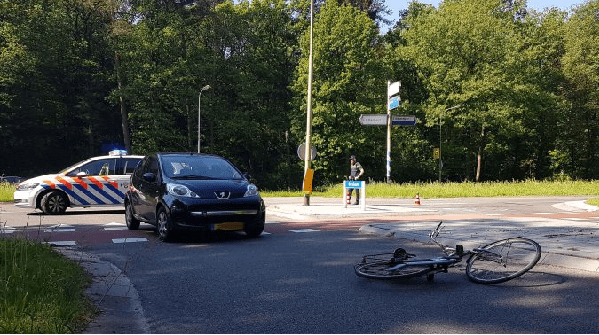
[391,115,416,126]
[388,96,400,110]
[344,180,363,189]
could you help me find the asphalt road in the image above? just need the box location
[84,229,598,333]
[1,197,598,333]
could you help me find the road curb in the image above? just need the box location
[56,247,151,334]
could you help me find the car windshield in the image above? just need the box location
[59,159,89,174]
[162,155,244,180]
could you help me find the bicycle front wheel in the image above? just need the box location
[354,261,431,280]
[466,238,541,284]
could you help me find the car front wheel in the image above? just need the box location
[156,207,173,242]
[125,202,140,230]
[244,212,265,238]
[40,191,68,214]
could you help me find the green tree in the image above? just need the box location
[399,0,561,182]
[291,1,385,184]
[559,0,599,179]
[0,0,120,176]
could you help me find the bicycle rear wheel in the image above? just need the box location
[354,260,431,280]
[466,238,541,284]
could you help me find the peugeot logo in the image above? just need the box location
[215,191,230,199]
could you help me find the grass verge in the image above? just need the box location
[0,182,14,202]
[0,238,97,333]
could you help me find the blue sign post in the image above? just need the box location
[343,180,365,210]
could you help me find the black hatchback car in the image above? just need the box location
[125,153,265,241]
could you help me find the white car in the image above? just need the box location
[14,150,143,214]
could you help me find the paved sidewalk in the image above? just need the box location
[265,197,599,273]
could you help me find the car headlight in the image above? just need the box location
[17,182,40,191]
[244,184,259,197]
[166,183,200,198]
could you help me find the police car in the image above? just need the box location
[14,150,143,214]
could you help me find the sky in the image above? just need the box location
[383,0,585,31]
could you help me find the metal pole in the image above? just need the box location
[386,81,392,183]
[439,116,442,183]
[198,85,210,153]
[303,0,314,206]
[198,90,202,154]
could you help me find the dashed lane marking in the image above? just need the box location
[44,224,76,233]
[112,238,148,244]
[1,226,16,234]
[289,229,321,233]
[45,241,77,246]
[104,222,129,231]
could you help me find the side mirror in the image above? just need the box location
[143,172,156,182]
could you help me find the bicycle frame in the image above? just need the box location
[377,222,501,277]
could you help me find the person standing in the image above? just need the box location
[349,155,364,205]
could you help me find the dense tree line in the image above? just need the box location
[1,0,598,190]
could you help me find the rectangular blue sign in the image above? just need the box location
[391,115,416,126]
[388,96,400,110]
[344,181,363,189]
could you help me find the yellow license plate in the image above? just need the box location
[212,222,244,231]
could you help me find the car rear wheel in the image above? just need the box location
[157,207,173,242]
[40,191,68,214]
[125,202,140,230]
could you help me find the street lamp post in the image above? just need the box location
[303,0,314,206]
[198,85,211,153]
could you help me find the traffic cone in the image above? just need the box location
[415,193,421,206]
[346,191,351,206]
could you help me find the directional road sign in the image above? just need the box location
[391,115,416,126]
[359,114,387,126]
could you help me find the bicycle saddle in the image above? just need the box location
[393,248,415,260]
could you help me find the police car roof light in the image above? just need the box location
[109,149,128,156]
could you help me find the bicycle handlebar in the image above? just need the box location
[429,221,467,257]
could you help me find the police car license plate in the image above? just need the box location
[212,222,244,231]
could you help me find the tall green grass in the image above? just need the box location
[0,182,14,202]
[262,180,599,198]
[0,238,96,333]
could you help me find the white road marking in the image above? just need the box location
[289,229,320,233]
[45,241,77,246]
[112,238,148,244]
[1,226,16,234]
